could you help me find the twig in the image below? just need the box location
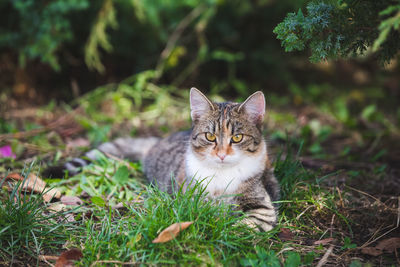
[345,185,394,211]
[0,108,82,142]
[359,197,399,249]
[153,4,207,82]
[316,244,334,267]
[295,205,313,220]
[277,247,295,256]
[360,225,399,249]
[336,186,344,208]
[330,214,336,237]
[397,196,400,227]
[365,132,383,155]
[38,255,59,261]
[0,127,48,142]
[3,108,53,119]
[103,151,136,171]
[38,255,57,267]
[360,223,385,249]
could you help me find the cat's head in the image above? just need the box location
[189,87,266,167]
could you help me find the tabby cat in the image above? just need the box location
[47,88,280,231]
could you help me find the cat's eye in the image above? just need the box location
[231,134,243,143]
[205,132,216,142]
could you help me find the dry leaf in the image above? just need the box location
[65,213,76,223]
[361,247,383,256]
[66,137,90,149]
[112,202,125,210]
[314,237,335,245]
[55,248,83,267]
[278,228,294,241]
[47,202,76,222]
[361,237,400,257]
[152,221,193,243]
[6,173,61,202]
[375,237,400,253]
[48,202,67,212]
[61,196,83,206]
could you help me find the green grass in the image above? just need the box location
[44,146,345,266]
[75,182,266,265]
[1,147,351,266]
[56,150,145,206]
[0,168,76,265]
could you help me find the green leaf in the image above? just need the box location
[361,104,377,121]
[231,79,248,96]
[334,98,349,123]
[341,237,357,250]
[284,251,301,267]
[373,26,391,51]
[349,260,363,267]
[211,50,244,62]
[303,252,316,265]
[91,196,106,207]
[113,166,130,184]
[265,251,281,267]
[309,143,323,154]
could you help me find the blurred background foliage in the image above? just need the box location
[0,0,399,158]
[1,0,313,100]
[1,0,399,98]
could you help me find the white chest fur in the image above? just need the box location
[185,145,266,196]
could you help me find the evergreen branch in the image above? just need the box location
[84,0,118,73]
[274,0,400,63]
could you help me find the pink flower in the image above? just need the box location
[0,145,16,159]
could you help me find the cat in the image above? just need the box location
[46,88,280,231]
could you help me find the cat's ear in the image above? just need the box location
[238,91,265,125]
[190,87,214,121]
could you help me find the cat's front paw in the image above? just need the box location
[241,217,274,232]
[240,206,277,232]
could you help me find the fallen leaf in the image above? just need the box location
[314,237,335,245]
[278,228,294,241]
[361,237,400,257]
[65,213,76,223]
[66,138,90,149]
[361,247,382,256]
[55,248,83,267]
[112,202,125,209]
[48,202,67,212]
[152,222,193,243]
[375,237,400,253]
[61,196,83,206]
[43,188,62,202]
[6,173,61,202]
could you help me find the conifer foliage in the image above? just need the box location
[274,0,400,62]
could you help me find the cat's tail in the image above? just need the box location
[44,137,160,178]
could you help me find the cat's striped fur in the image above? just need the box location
[46,88,280,231]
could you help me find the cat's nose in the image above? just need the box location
[216,152,226,161]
